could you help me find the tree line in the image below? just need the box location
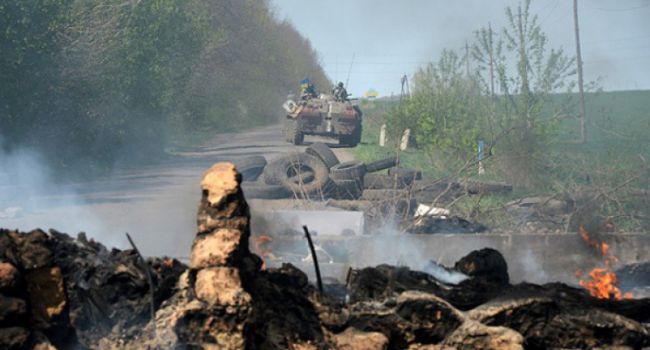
[0,0,328,175]
[389,0,579,187]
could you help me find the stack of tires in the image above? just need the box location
[359,159,420,217]
[231,142,423,202]
[236,152,332,200]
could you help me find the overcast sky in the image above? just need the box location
[271,0,650,97]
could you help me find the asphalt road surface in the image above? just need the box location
[0,125,352,258]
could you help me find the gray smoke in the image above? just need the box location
[422,261,469,285]
[0,142,119,247]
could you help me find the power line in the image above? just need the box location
[539,0,560,26]
[593,3,650,12]
[586,55,650,64]
[582,34,650,45]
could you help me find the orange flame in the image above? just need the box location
[576,225,631,300]
[253,234,274,270]
[579,268,633,300]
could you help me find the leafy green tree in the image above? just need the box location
[391,50,489,167]
[490,0,576,186]
[0,0,328,176]
[0,1,68,147]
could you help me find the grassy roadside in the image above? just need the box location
[352,91,650,231]
[354,90,650,179]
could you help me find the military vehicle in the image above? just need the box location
[282,95,363,147]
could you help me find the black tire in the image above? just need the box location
[288,170,314,184]
[263,153,330,196]
[363,173,408,189]
[234,156,267,182]
[365,157,399,173]
[330,179,363,200]
[339,123,362,147]
[388,167,422,181]
[284,119,304,145]
[330,161,367,181]
[241,183,290,199]
[305,142,340,168]
[361,189,410,201]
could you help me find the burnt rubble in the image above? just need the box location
[0,228,185,349]
[1,162,649,349]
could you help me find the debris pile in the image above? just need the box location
[0,228,185,349]
[617,261,650,298]
[235,143,493,233]
[1,161,649,349]
[344,248,650,349]
[116,162,331,349]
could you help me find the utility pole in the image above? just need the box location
[488,24,495,97]
[573,0,587,143]
[465,40,471,77]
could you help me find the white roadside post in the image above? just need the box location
[379,124,386,147]
[478,140,485,175]
[400,128,410,151]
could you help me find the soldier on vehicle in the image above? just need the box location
[332,82,348,101]
[300,82,317,100]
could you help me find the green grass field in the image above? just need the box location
[353,90,650,230]
[355,90,650,180]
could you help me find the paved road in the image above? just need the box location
[0,125,352,257]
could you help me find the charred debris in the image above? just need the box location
[1,162,649,349]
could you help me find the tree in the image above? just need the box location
[0,0,329,176]
[472,23,501,98]
[393,50,489,169]
[489,0,576,186]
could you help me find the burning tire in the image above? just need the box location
[365,157,399,173]
[330,161,367,181]
[305,142,340,168]
[234,156,267,182]
[241,183,291,199]
[388,167,422,181]
[263,153,330,196]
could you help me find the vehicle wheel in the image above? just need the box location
[330,179,363,199]
[363,173,408,189]
[330,161,367,181]
[365,157,399,173]
[234,156,267,182]
[339,123,362,147]
[388,167,422,181]
[241,183,291,199]
[263,153,330,197]
[306,142,340,168]
[284,119,304,145]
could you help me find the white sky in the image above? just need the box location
[271,0,650,97]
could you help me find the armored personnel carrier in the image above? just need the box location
[282,95,363,147]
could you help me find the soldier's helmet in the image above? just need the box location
[338,82,344,88]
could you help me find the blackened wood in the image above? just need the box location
[303,225,323,293]
[126,233,156,323]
